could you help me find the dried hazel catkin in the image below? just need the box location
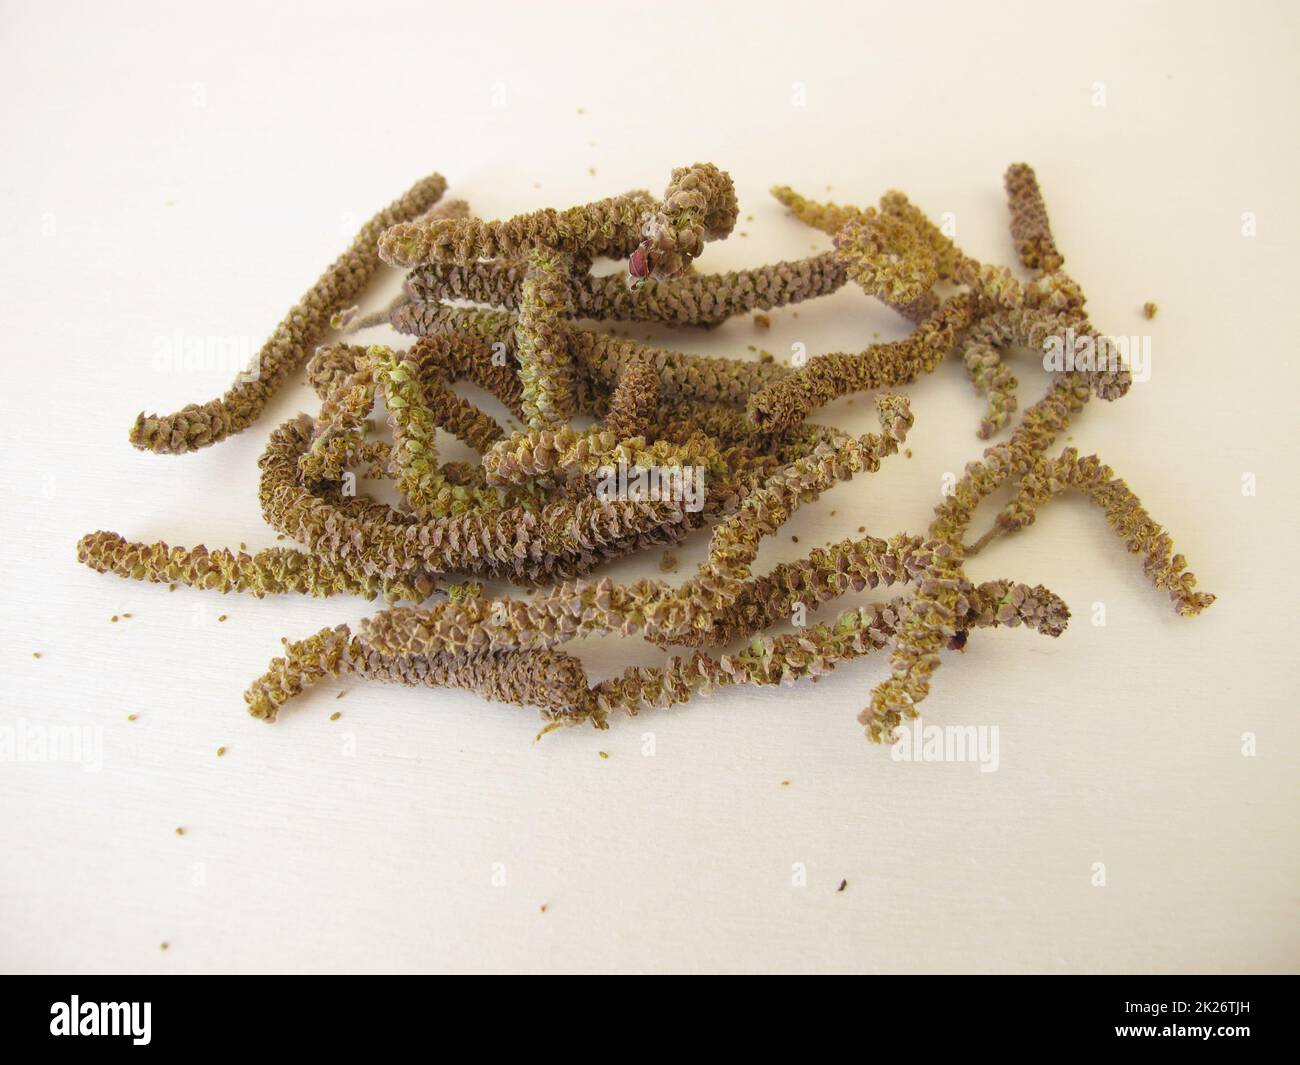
[80,162,1215,746]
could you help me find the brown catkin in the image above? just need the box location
[130,173,448,453]
[77,161,1214,748]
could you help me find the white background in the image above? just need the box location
[1,0,1296,973]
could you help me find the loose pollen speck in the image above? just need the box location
[216,746,227,757]
[598,750,609,759]
[127,713,138,721]
[329,711,341,721]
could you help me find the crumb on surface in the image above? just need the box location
[32,652,41,659]
[780,779,790,787]
[598,750,609,760]
[658,551,679,573]
[1143,301,1158,319]
[127,713,138,721]
[837,879,848,892]
[329,711,341,721]
[753,313,771,329]
[216,746,227,757]
[217,614,228,622]
[175,827,185,836]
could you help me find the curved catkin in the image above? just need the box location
[379,189,655,266]
[354,398,913,671]
[960,316,1020,439]
[631,163,739,280]
[129,172,448,454]
[747,295,977,431]
[306,342,368,400]
[571,331,790,407]
[1005,162,1064,274]
[243,622,593,723]
[594,579,1070,722]
[482,423,732,486]
[78,161,1214,746]
[970,448,1216,616]
[405,250,846,328]
[369,345,499,518]
[256,416,715,585]
[770,185,865,235]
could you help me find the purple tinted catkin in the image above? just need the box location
[631,163,739,280]
[1004,163,1065,274]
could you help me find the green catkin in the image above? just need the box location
[368,344,509,518]
[130,173,448,453]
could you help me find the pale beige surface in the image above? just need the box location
[0,0,1296,973]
